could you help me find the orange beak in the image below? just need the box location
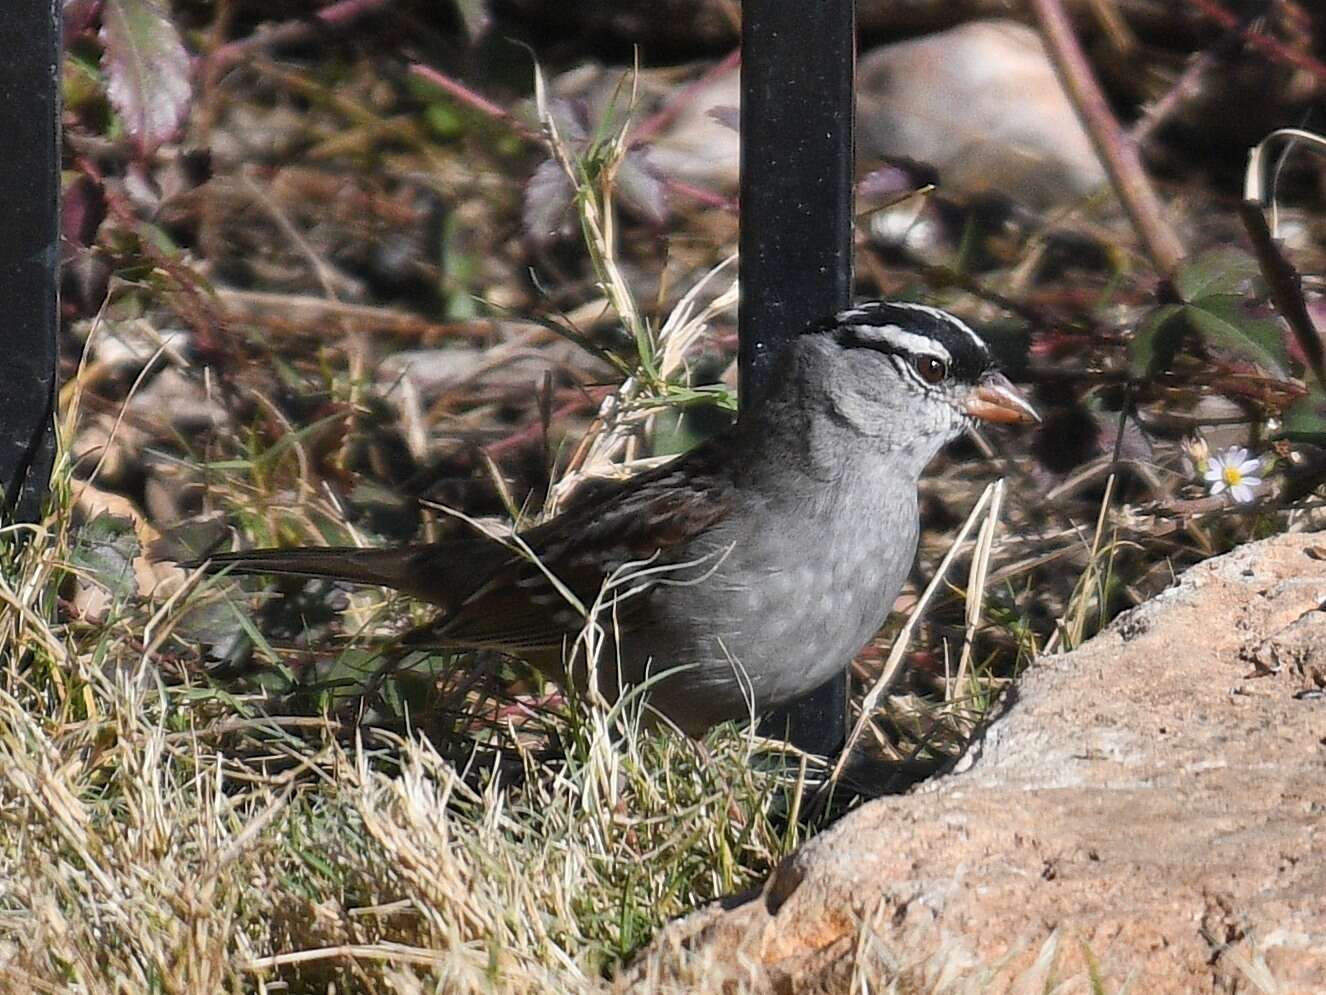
[964,372,1040,425]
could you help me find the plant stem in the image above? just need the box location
[1028,0,1186,284]
[1187,0,1326,84]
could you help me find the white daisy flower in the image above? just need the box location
[1203,447,1263,504]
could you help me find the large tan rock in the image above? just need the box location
[650,21,1109,208]
[857,21,1106,209]
[623,532,1326,993]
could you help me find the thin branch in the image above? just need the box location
[1131,47,1220,148]
[408,63,543,144]
[210,0,393,73]
[1028,0,1187,284]
[1241,127,1326,391]
[215,289,503,342]
[482,392,605,459]
[1240,202,1325,390]
[241,942,450,972]
[408,62,739,215]
[1186,0,1326,85]
[663,177,737,212]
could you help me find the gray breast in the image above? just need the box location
[616,475,919,732]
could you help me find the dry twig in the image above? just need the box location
[1028,0,1186,283]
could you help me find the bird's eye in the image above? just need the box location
[914,355,947,384]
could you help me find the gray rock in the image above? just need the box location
[858,20,1106,209]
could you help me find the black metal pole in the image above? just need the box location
[740,0,855,755]
[0,0,60,524]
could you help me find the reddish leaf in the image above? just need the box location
[100,0,191,156]
[61,174,106,260]
[616,146,669,225]
[523,158,575,246]
[63,0,103,42]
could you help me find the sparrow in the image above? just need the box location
[192,301,1037,736]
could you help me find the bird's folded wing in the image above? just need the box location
[423,454,731,652]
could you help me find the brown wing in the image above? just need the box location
[414,440,733,654]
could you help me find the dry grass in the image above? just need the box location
[0,477,1056,994]
[0,495,804,992]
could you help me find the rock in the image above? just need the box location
[69,415,145,491]
[857,20,1106,209]
[129,366,227,435]
[621,532,1326,993]
[559,20,1108,212]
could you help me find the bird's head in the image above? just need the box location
[781,301,1039,471]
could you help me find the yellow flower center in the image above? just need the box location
[1222,465,1244,487]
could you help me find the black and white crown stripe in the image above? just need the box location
[828,301,994,384]
[840,321,954,364]
[839,301,985,349]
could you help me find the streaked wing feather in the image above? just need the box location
[426,440,732,651]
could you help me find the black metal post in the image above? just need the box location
[740,0,855,755]
[0,0,60,523]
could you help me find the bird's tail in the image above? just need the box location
[191,546,417,591]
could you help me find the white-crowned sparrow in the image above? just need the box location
[193,301,1038,735]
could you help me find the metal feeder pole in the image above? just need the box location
[740,0,856,755]
[0,0,60,523]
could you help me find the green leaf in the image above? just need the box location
[1278,384,1326,442]
[69,514,140,606]
[1175,248,1261,303]
[423,102,466,140]
[1128,303,1184,376]
[1183,297,1287,375]
[173,597,257,668]
[442,212,480,320]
